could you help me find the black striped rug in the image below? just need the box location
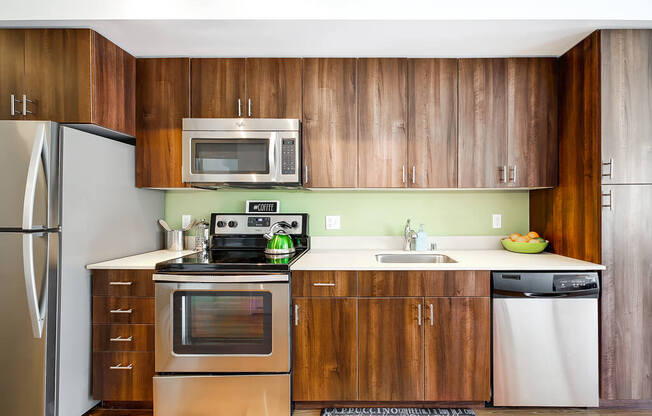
[321,409,476,416]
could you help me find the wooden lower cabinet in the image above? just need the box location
[358,298,423,401]
[292,298,357,401]
[92,351,154,401]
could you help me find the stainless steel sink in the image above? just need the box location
[374,253,457,264]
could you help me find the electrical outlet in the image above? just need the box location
[182,215,192,229]
[492,214,502,229]
[325,215,341,230]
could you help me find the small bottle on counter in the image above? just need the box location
[415,224,428,251]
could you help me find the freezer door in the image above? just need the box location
[0,231,54,415]
[0,121,57,230]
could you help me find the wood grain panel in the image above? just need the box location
[92,270,155,297]
[24,29,93,122]
[93,297,155,324]
[191,58,245,118]
[302,58,358,187]
[529,31,601,264]
[358,298,423,401]
[92,351,154,401]
[407,58,458,188]
[358,58,408,188]
[422,270,490,297]
[135,58,190,188]
[424,297,491,401]
[357,271,423,297]
[292,298,357,401]
[93,324,154,352]
[506,58,558,187]
[0,29,25,119]
[292,270,356,297]
[458,58,508,187]
[245,58,301,118]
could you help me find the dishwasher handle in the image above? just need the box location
[494,288,599,298]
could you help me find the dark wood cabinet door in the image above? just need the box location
[358,58,408,188]
[191,58,246,118]
[245,58,301,118]
[136,58,190,188]
[408,59,458,188]
[292,298,357,401]
[0,29,25,119]
[424,297,490,401]
[92,351,154,401]
[458,58,508,187]
[506,58,558,188]
[358,298,423,401]
[302,58,358,187]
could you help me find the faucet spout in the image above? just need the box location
[404,219,417,251]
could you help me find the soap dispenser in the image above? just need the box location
[415,224,428,251]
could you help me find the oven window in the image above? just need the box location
[192,139,269,174]
[172,291,272,355]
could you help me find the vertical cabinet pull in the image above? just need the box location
[109,281,133,286]
[110,335,133,342]
[499,165,508,183]
[602,158,614,179]
[417,303,422,326]
[237,98,242,117]
[429,304,434,326]
[294,304,299,326]
[602,190,613,211]
[109,363,133,370]
[22,94,33,115]
[248,99,252,117]
[304,165,309,185]
[402,166,407,184]
[412,166,416,184]
[508,165,518,183]
[10,94,19,116]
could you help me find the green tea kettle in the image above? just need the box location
[264,221,295,255]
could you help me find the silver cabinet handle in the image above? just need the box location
[248,98,252,117]
[602,190,613,211]
[429,304,434,326]
[294,304,299,326]
[513,165,517,183]
[109,281,133,286]
[304,165,309,185]
[402,165,406,184]
[10,94,20,116]
[412,166,416,184]
[109,308,133,314]
[508,165,518,183]
[110,335,133,342]
[22,94,33,115]
[313,282,335,287]
[238,98,242,117]
[417,303,422,326]
[109,363,133,370]
[499,165,507,183]
[602,158,614,179]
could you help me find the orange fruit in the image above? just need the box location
[510,233,522,241]
[515,236,529,243]
[527,231,540,239]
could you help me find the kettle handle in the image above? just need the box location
[264,221,292,240]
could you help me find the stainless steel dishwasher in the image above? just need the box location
[492,271,599,407]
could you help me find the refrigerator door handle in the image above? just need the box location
[22,233,46,338]
[22,123,49,230]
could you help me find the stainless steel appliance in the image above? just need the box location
[0,121,164,416]
[153,213,308,416]
[492,271,600,407]
[182,118,301,186]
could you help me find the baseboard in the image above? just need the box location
[600,399,652,409]
[293,401,486,409]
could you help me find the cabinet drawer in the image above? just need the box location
[92,351,153,401]
[93,297,155,324]
[292,271,356,297]
[92,269,155,297]
[93,324,154,352]
[423,270,490,297]
[358,271,424,296]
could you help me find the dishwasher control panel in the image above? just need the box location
[493,271,600,297]
[553,274,598,292]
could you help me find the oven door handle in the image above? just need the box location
[152,274,289,283]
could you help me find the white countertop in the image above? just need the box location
[290,249,605,271]
[86,249,197,270]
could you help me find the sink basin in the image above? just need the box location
[375,253,457,264]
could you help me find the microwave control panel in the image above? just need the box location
[281,138,296,175]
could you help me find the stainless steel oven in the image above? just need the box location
[182,118,300,186]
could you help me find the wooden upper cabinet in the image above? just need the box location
[190,58,246,118]
[408,59,458,188]
[0,30,26,119]
[458,58,508,188]
[358,58,408,188]
[506,58,558,188]
[245,58,301,118]
[136,58,190,188]
[302,58,358,188]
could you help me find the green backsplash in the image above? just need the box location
[165,189,529,236]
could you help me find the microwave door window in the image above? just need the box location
[173,291,272,355]
[192,140,270,175]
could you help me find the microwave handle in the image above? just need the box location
[270,132,278,181]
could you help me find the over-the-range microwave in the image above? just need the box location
[182,118,301,187]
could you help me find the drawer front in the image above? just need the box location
[92,351,154,401]
[93,324,155,352]
[358,271,424,296]
[92,269,155,297]
[292,271,356,296]
[423,270,490,297]
[93,297,155,324]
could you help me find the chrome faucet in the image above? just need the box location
[404,219,417,251]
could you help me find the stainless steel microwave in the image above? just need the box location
[182,118,301,186]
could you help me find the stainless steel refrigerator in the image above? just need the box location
[0,121,164,415]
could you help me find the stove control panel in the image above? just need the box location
[212,213,306,235]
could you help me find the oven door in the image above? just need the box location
[182,130,279,184]
[155,276,289,373]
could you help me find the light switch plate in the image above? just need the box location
[492,214,502,229]
[182,215,192,229]
[325,215,341,230]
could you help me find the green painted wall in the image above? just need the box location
[165,189,529,236]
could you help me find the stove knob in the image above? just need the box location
[228,220,238,228]
[216,221,226,228]
[291,221,298,228]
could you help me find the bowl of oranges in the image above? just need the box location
[501,231,549,254]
